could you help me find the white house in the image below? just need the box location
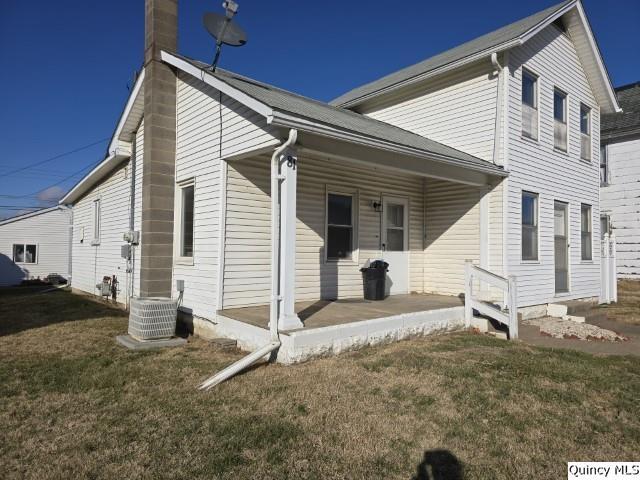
[601,82,640,280]
[0,206,72,286]
[60,0,620,360]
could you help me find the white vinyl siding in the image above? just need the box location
[171,72,278,319]
[600,137,640,279]
[222,154,438,308]
[359,61,499,162]
[508,24,601,306]
[0,208,72,286]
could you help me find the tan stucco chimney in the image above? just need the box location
[140,0,177,297]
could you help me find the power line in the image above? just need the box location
[0,137,109,179]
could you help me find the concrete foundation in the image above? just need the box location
[116,334,186,350]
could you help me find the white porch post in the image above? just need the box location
[278,147,304,330]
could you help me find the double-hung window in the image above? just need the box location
[600,215,610,240]
[521,191,538,261]
[179,182,195,258]
[581,204,592,261]
[580,104,591,161]
[521,69,538,140]
[600,145,608,185]
[326,192,354,260]
[92,199,101,244]
[13,244,37,264]
[554,89,567,151]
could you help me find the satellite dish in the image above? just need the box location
[203,1,247,71]
[204,13,247,47]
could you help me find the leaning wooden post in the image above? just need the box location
[508,275,518,339]
[464,260,473,328]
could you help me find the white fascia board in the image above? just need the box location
[519,0,577,43]
[107,68,145,154]
[573,1,621,113]
[270,111,507,178]
[59,152,130,205]
[160,51,274,120]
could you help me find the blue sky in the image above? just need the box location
[0,0,638,219]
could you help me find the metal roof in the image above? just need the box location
[175,54,506,176]
[602,82,640,142]
[0,206,69,226]
[331,0,574,107]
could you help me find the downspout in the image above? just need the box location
[198,129,297,390]
[490,52,502,165]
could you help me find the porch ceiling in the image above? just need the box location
[295,131,501,186]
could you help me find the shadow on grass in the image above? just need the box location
[413,449,463,480]
[0,288,126,337]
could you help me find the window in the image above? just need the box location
[521,69,538,140]
[600,145,608,185]
[554,89,567,151]
[522,192,538,261]
[326,192,353,260]
[580,104,591,161]
[179,183,195,258]
[581,204,592,261]
[92,199,101,244]
[600,215,610,240]
[13,244,37,264]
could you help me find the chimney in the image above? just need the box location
[140,0,178,297]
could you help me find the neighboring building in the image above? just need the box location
[601,82,640,280]
[61,0,619,354]
[0,206,72,286]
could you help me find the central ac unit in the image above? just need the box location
[128,297,178,341]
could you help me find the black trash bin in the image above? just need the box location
[360,260,389,300]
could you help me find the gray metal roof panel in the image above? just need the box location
[331,0,573,106]
[176,55,504,175]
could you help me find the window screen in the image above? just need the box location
[581,204,592,261]
[522,192,538,261]
[554,89,567,151]
[181,184,195,257]
[327,193,353,260]
[521,70,538,139]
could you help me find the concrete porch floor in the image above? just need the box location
[220,293,464,331]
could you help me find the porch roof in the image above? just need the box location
[163,52,507,179]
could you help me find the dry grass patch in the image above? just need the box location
[599,280,640,325]
[1,289,639,479]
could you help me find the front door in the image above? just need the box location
[382,196,409,295]
[554,201,569,293]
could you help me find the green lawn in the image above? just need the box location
[1,288,639,479]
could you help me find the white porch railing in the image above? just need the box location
[464,260,518,339]
[600,233,617,304]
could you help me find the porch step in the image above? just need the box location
[547,302,607,324]
[207,337,238,350]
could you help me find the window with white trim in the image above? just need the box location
[581,204,592,261]
[600,215,610,240]
[554,88,567,151]
[521,69,538,140]
[326,192,354,260]
[522,191,538,261]
[600,145,609,185]
[13,244,37,264]
[93,199,101,243]
[580,103,591,161]
[179,182,195,258]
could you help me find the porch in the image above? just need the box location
[215,293,465,364]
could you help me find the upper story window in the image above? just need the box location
[13,244,37,264]
[581,204,593,261]
[521,69,538,140]
[521,191,538,261]
[600,145,609,185]
[92,199,101,244]
[179,182,195,258]
[553,88,567,152]
[326,192,354,260]
[580,104,591,161]
[600,215,611,240]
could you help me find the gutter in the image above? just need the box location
[198,130,298,390]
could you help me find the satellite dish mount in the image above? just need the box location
[203,1,247,72]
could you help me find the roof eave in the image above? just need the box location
[59,152,130,205]
[269,111,507,178]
